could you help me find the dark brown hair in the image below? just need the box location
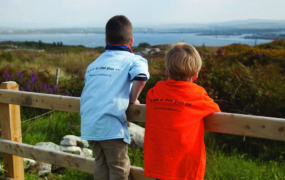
[105,15,133,45]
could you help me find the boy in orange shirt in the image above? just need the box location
[144,42,221,180]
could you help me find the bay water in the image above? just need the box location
[0,32,272,48]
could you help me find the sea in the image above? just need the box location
[0,32,273,48]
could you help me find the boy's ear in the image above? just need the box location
[129,38,134,47]
[193,73,199,81]
[165,69,169,78]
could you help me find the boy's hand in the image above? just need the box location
[130,99,140,105]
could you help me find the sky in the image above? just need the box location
[1,0,285,28]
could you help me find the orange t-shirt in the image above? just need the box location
[144,79,220,180]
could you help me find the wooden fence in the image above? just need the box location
[0,81,284,180]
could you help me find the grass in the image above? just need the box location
[21,111,81,145]
[24,169,93,180]
[205,150,285,180]
[204,132,285,180]
[0,50,98,79]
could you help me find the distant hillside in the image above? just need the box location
[151,19,285,30]
[210,19,285,29]
[1,19,285,36]
[141,20,285,40]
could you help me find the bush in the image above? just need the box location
[58,76,84,97]
[138,42,151,48]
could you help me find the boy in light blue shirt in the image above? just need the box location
[80,15,149,180]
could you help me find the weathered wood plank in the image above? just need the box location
[126,104,146,122]
[127,105,285,141]
[0,138,94,173]
[130,166,155,180]
[204,112,285,141]
[0,82,24,180]
[0,89,80,113]
[0,89,144,120]
[0,89,284,141]
[0,138,154,180]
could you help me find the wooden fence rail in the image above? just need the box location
[0,138,148,180]
[0,81,285,180]
[1,87,284,141]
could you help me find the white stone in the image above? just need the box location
[61,146,82,155]
[60,138,77,146]
[128,122,145,149]
[23,158,37,170]
[61,135,89,148]
[82,148,93,157]
[35,142,63,152]
[38,162,51,177]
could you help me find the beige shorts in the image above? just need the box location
[88,139,130,180]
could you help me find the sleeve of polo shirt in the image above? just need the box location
[129,57,150,81]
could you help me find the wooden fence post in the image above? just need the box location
[0,81,24,180]
[55,68,60,86]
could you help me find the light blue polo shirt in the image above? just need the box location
[80,49,149,144]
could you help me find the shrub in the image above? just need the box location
[138,42,151,48]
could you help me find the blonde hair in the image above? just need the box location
[165,42,202,81]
